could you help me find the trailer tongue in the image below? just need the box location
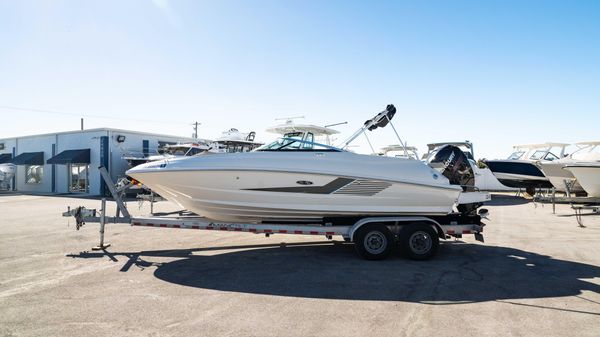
[62,167,487,260]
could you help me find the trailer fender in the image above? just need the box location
[349,216,444,242]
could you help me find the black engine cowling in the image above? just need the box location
[427,145,475,192]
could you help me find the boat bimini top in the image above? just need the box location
[508,142,569,161]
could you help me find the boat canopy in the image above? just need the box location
[427,141,473,151]
[575,141,600,146]
[381,145,418,153]
[507,142,568,160]
[513,143,569,149]
[266,123,339,136]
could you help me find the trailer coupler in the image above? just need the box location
[63,206,97,230]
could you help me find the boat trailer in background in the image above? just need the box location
[533,187,600,227]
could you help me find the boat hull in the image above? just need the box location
[538,162,584,192]
[129,170,461,223]
[484,160,553,189]
[564,165,600,197]
[127,152,462,223]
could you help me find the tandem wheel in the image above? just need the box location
[353,224,395,260]
[400,223,439,260]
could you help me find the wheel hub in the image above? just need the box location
[409,231,432,254]
[364,231,387,254]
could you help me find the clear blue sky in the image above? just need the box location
[1,0,598,158]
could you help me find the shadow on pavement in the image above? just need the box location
[486,194,530,206]
[68,240,600,308]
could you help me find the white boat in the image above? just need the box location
[123,141,211,168]
[379,145,419,160]
[210,128,263,153]
[123,129,262,168]
[127,105,487,223]
[424,142,513,191]
[563,164,600,197]
[484,143,568,193]
[0,163,16,190]
[265,118,340,145]
[537,141,600,192]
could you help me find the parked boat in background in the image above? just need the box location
[563,164,600,197]
[123,141,211,168]
[484,143,568,193]
[123,128,262,168]
[537,141,600,192]
[379,144,419,160]
[210,128,263,153]
[265,117,340,146]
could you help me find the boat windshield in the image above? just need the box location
[164,146,204,156]
[256,137,342,152]
[529,150,559,161]
[508,151,525,160]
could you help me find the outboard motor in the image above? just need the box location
[427,145,483,215]
[427,145,475,191]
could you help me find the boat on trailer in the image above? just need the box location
[126,105,489,223]
[64,105,490,260]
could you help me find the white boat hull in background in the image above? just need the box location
[564,165,600,197]
[538,161,584,192]
[473,165,515,191]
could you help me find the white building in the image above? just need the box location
[0,128,194,195]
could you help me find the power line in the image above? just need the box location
[0,104,187,125]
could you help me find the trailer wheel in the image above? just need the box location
[353,224,394,260]
[525,187,536,196]
[400,224,439,260]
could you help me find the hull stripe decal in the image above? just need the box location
[244,177,355,194]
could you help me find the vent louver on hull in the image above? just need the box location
[332,179,391,196]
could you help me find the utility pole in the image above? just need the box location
[81,118,84,130]
[191,122,201,138]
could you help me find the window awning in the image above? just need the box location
[12,152,44,165]
[47,149,90,165]
[0,153,12,164]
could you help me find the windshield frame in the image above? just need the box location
[255,137,343,152]
[508,151,525,160]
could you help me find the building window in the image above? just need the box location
[25,165,43,184]
[69,164,89,193]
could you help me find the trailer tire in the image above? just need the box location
[353,224,394,260]
[525,187,536,196]
[400,224,439,260]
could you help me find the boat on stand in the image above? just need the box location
[484,143,568,195]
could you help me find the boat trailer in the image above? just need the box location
[63,167,488,260]
[533,186,600,227]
